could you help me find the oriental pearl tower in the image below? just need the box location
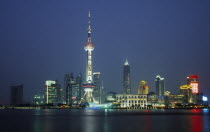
[83,10,95,103]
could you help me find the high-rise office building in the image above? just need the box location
[100,82,106,104]
[64,74,71,103]
[156,75,165,103]
[93,72,101,104]
[138,81,149,94]
[187,75,198,94]
[180,84,192,103]
[55,80,61,103]
[45,80,60,104]
[66,73,80,105]
[123,59,131,94]
[10,84,23,105]
[76,74,82,102]
[83,10,95,103]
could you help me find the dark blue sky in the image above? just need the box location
[1,0,210,104]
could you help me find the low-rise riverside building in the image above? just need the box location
[116,94,147,108]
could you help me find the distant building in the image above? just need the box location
[187,75,198,94]
[147,92,158,105]
[76,74,82,102]
[33,94,44,105]
[65,73,82,106]
[116,94,147,108]
[93,72,101,104]
[10,84,23,105]
[123,59,131,94]
[138,81,149,94]
[105,91,117,102]
[165,94,184,108]
[179,84,192,103]
[45,80,60,104]
[192,93,207,105]
[100,84,106,104]
[60,88,65,104]
[64,74,71,104]
[156,75,165,103]
[55,80,61,103]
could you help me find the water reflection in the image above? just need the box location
[143,115,152,132]
[0,109,209,132]
[33,109,41,132]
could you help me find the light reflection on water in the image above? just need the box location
[0,109,209,132]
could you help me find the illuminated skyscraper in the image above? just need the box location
[63,74,72,104]
[187,75,198,94]
[66,73,82,105]
[45,80,60,104]
[76,74,83,102]
[93,72,101,104]
[156,75,165,103]
[123,59,131,94]
[83,10,95,102]
[138,81,149,94]
[180,84,192,103]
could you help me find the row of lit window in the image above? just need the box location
[116,96,146,99]
[121,100,146,103]
[117,99,146,101]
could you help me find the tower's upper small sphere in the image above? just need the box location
[84,42,94,51]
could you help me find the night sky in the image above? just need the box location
[1,0,210,104]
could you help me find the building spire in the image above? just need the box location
[124,58,129,65]
[88,9,91,42]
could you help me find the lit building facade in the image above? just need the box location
[138,81,149,94]
[116,94,147,108]
[165,94,184,108]
[187,75,198,94]
[33,94,44,105]
[83,10,95,103]
[76,74,82,102]
[55,80,61,103]
[180,84,192,103]
[45,80,60,104]
[93,72,101,104]
[147,92,158,105]
[64,74,71,103]
[66,73,82,105]
[123,59,131,94]
[105,91,117,102]
[156,75,165,103]
[10,84,23,105]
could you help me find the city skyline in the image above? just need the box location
[1,0,210,104]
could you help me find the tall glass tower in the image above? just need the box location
[123,59,131,94]
[156,75,165,102]
[93,72,101,104]
[83,10,95,102]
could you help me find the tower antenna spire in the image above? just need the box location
[84,9,95,103]
[88,9,91,42]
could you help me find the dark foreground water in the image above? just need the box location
[0,109,209,132]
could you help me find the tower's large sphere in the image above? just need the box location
[84,42,94,51]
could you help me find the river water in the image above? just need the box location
[0,109,209,132]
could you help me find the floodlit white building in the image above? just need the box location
[116,94,147,108]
